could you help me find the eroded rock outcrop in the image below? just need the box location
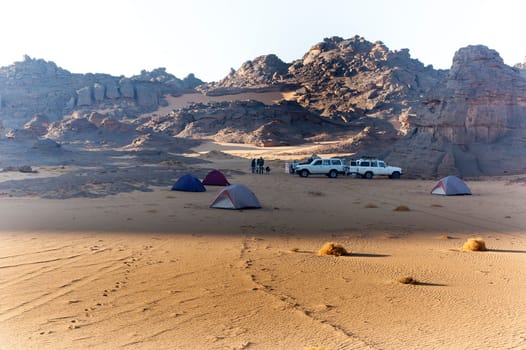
[140,99,348,146]
[0,56,203,130]
[200,54,291,95]
[387,45,526,176]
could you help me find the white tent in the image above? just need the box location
[431,176,472,195]
[210,184,261,209]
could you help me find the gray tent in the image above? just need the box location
[210,184,261,209]
[431,176,472,195]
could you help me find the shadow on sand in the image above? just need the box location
[488,249,526,254]
[412,281,448,287]
[349,253,390,258]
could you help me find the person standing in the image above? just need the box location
[258,157,265,174]
[251,158,256,174]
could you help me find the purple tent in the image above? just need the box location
[202,170,230,186]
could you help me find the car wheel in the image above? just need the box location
[328,170,337,178]
[300,169,309,178]
[391,172,401,179]
[364,172,373,179]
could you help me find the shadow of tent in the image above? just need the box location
[488,249,526,254]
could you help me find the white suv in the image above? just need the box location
[294,158,347,178]
[347,159,402,179]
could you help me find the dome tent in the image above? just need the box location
[210,184,261,209]
[172,174,206,192]
[431,175,472,195]
[202,169,230,186]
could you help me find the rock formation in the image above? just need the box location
[1,38,526,178]
[0,56,203,129]
[200,37,526,177]
[139,99,348,146]
[199,54,291,95]
[387,45,526,177]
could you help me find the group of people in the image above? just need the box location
[251,157,270,174]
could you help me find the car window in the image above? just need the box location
[313,160,322,166]
[331,159,341,165]
[361,161,370,167]
[371,161,377,167]
[350,161,357,166]
[322,160,330,165]
[379,161,385,167]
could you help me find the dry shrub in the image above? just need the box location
[318,242,348,256]
[394,205,410,212]
[430,204,443,208]
[398,276,417,284]
[308,191,324,197]
[290,247,299,253]
[462,238,487,251]
[365,203,378,208]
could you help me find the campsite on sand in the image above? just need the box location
[0,141,525,350]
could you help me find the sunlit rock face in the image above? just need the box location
[389,45,526,177]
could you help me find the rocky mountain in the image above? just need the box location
[198,36,526,177]
[1,36,525,178]
[201,54,291,95]
[0,56,203,130]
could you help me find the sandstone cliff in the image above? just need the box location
[0,56,203,130]
[387,45,526,177]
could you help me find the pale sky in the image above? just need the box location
[0,0,524,82]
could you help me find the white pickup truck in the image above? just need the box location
[294,158,347,178]
[347,159,402,179]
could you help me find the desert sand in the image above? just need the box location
[0,142,525,350]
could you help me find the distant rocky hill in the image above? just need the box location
[0,55,202,130]
[199,36,526,177]
[1,37,526,178]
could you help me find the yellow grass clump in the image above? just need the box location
[398,276,417,284]
[462,238,487,251]
[394,205,410,212]
[318,242,348,256]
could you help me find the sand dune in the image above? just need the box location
[0,145,525,349]
[139,91,293,121]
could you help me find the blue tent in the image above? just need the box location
[172,174,206,192]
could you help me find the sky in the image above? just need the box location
[0,0,524,82]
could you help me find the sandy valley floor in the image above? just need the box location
[0,143,525,350]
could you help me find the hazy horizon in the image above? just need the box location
[1,0,524,82]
